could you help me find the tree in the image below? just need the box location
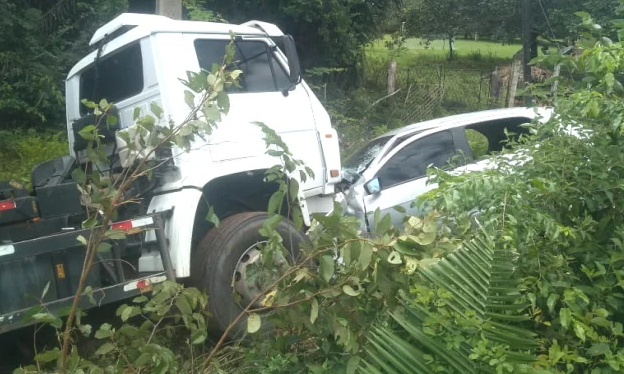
[475,0,621,46]
[206,0,400,70]
[405,0,477,59]
[0,0,129,129]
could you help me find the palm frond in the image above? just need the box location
[359,230,538,374]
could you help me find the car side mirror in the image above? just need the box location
[364,177,381,195]
[280,35,302,86]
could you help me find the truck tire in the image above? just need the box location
[191,212,309,339]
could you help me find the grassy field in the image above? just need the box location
[366,36,522,68]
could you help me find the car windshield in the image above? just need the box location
[342,136,392,183]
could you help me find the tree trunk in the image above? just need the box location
[449,34,454,60]
[387,60,397,95]
[156,0,182,19]
[507,52,523,108]
[530,31,539,60]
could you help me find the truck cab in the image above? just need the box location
[0,13,341,336]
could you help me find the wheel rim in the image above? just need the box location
[233,241,270,309]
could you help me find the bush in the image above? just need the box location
[0,129,67,187]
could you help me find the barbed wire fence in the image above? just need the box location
[309,62,518,125]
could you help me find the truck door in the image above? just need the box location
[191,36,326,192]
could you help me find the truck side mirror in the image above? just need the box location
[364,177,381,195]
[281,35,302,86]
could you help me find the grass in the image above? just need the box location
[0,129,68,187]
[365,36,522,68]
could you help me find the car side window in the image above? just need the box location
[377,131,456,190]
[464,117,533,159]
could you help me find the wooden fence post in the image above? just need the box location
[387,60,397,95]
[507,51,523,107]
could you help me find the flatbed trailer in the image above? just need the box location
[0,210,174,334]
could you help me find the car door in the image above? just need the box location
[361,129,460,232]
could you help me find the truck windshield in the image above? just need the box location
[342,136,392,183]
[194,39,290,93]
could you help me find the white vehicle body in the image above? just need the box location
[337,107,554,233]
[64,13,341,277]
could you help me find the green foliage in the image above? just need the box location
[232,6,624,374]
[15,281,209,374]
[475,0,623,44]
[402,10,624,373]
[366,36,521,68]
[361,231,537,374]
[0,129,67,186]
[0,0,128,129]
[206,0,400,69]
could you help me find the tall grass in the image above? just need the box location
[0,129,68,187]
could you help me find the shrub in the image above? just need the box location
[0,129,67,187]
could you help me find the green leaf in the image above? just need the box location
[97,242,112,253]
[77,235,88,246]
[133,107,141,120]
[247,313,261,333]
[267,191,285,214]
[319,255,335,283]
[82,217,98,229]
[94,342,115,356]
[176,298,193,315]
[560,308,572,329]
[387,251,402,264]
[343,284,361,296]
[78,125,96,140]
[547,293,559,313]
[347,356,361,374]
[310,298,319,324]
[105,230,126,240]
[82,99,98,109]
[292,206,304,230]
[95,323,113,339]
[184,90,195,109]
[78,323,92,337]
[574,322,586,342]
[150,102,163,118]
[392,205,407,214]
[191,330,207,345]
[289,179,300,201]
[587,343,611,357]
[217,91,230,113]
[205,205,220,227]
[203,103,221,121]
[120,306,134,322]
[41,281,50,299]
[71,168,88,184]
[134,352,152,367]
[359,243,374,270]
[106,114,118,128]
[34,348,61,363]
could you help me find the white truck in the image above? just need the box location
[0,13,341,335]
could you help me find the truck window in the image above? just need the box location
[194,39,290,93]
[79,43,144,115]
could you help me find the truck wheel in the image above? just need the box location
[191,212,308,339]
